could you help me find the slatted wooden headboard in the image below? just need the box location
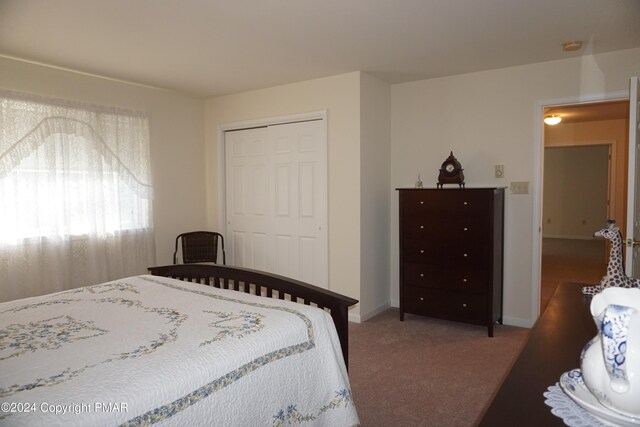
[148,263,358,368]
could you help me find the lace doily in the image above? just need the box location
[544,383,607,427]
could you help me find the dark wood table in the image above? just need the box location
[477,282,596,426]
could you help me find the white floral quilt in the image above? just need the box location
[0,275,359,426]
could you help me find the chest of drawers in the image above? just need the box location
[397,188,505,336]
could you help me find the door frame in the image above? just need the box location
[532,91,627,320]
[625,77,639,276]
[216,110,329,271]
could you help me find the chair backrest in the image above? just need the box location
[173,231,226,265]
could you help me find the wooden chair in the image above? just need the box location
[173,231,226,265]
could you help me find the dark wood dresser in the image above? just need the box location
[397,187,504,336]
[478,282,596,426]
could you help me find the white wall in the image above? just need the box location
[205,72,363,313]
[5,47,637,326]
[390,48,640,326]
[360,73,391,320]
[0,56,207,265]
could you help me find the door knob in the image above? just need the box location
[627,238,640,247]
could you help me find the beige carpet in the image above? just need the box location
[347,237,604,426]
[348,309,528,427]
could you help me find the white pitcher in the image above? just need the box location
[580,287,640,417]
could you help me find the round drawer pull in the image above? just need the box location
[463,278,468,282]
[462,303,467,308]
[420,225,424,229]
[420,297,424,301]
[420,273,424,277]
[463,201,468,205]
[463,253,468,257]
[420,250,425,254]
[463,227,468,231]
[420,201,424,204]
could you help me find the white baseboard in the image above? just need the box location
[367,300,533,328]
[348,301,391,323]
[361,302,391,322]
[348,313,359,323]
[543,234,597,240]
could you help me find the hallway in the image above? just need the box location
[540,237,607,312]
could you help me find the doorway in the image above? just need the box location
[540,100,629,311]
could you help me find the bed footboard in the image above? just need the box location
[148,263,358,368]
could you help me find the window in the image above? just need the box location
[0,91,155,301]
[0,134,151,242]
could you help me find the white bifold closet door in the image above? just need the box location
[224,120,328,288]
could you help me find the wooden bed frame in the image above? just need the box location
[148,263,358,368]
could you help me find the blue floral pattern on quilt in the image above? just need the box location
[0,275,359,426]
[0,315,109,361]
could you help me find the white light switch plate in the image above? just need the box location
[510,181,529,194]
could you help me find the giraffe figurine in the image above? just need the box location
[582,219,640,295]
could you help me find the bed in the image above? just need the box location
[0,263,360,426]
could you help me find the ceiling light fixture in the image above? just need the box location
[544,114,562,125]
[562,41,583,52]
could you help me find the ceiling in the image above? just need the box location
[1,0,639,98]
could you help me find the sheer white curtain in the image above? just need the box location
[0,91,155,302]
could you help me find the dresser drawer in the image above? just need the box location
[402,217,488,240]
[403,262,487,293]
[403,286,486,324]
[449,267,489,293]
[402,262,447,287]
[401,238,488,266]
[401,189,491,215]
